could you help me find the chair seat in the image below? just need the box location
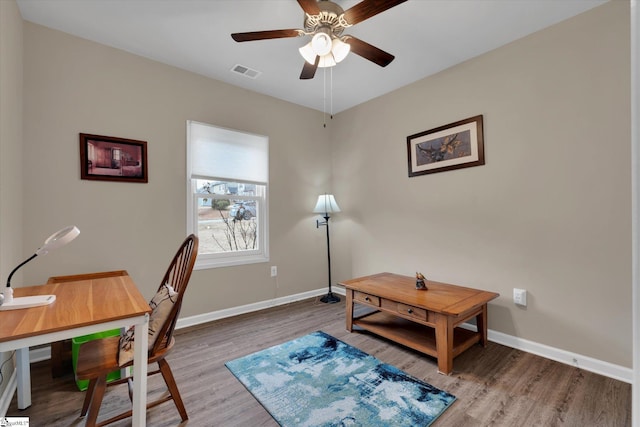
[76,336,120,380]
[77,336,176,380]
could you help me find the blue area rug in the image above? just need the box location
[225,331,456,426]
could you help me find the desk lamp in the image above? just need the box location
[0,225,80,310]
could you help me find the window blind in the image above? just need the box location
[188,121,268,184]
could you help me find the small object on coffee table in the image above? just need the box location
[416,272,427,290]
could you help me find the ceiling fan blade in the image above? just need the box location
[344,36,395,67]
[300,56,320,80]
[231,29,303,42]
[342,0,408,25]
[297,0,321,15]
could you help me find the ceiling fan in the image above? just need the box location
[231,0,407,80]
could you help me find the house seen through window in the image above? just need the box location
[187,121,269,269]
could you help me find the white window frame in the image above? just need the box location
[186,121,269,269]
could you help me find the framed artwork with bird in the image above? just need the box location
[407,115,485,177]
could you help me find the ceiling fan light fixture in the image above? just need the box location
[311,31,332,56]
[331,38,350,63]
[318,54,337,68]
[299,37,350,67]
[299,42,317,65]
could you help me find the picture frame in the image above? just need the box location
[407,115,484,177]
[79,133,148,183]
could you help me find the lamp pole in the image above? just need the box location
[317,213,339,303]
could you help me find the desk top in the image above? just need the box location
[339,272,499,316]
[0,275,151,343]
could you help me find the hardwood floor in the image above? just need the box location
[8,297,631,426]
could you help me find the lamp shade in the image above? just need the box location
[35,225,80,256]
[331,38,350,63]
[311,32,332,56]
[318,54,337,68]
[313,194,341,214]
[299,42,316,65]
[299,43,338,68]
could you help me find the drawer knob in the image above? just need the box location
[365,297,370,302]
[407,308,413,314]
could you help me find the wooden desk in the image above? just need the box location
[340,272,499,375]
[0,275,151,426]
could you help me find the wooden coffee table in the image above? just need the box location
[340,272,499,375]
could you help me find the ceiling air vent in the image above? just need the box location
[231,64,261,79]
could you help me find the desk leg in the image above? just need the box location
[16,347,31,409]
[477,304,488,347]
[435,314,454,375]
[345,290,354,332]
[131,313,149,427]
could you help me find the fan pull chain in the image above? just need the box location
[322,66,335,129]
[323,66,327,128]
[330,67,333,120]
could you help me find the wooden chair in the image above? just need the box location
[47,270,129,378]
[76,235,198,426]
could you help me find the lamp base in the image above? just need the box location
[0,295,56,311]
[320,292,341,304]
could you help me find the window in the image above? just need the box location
[187,121,269,269]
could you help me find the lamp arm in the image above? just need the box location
[5,253,38,288]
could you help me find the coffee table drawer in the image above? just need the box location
[381,299,428,322]
[354,291,380,307]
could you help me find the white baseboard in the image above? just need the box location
[0,368,17,416]
[486,327,632,383]
[29,346,50,364]
[176,287,340,329]
[24,285,631,384]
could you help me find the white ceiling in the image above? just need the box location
[16,0,606,114]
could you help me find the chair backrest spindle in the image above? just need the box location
[150,234,198,356]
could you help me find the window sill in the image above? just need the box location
[194,254,269,270]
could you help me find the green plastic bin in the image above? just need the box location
[72,329,122,391]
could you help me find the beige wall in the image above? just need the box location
[0,0,24,291]
[20,22,333,316]
[0,0,24,401]
[332,1,631,367]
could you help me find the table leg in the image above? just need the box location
[16,347,31,409]
[131,313,149,427]
[477,304,488,347]
[435,314,454,375]
[345,290,354,332]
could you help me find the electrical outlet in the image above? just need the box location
[270,266,277,277]
[513,288,527,306]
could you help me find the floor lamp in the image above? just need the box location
[314,194,341,304]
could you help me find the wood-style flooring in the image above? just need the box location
[8,297,631,426]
